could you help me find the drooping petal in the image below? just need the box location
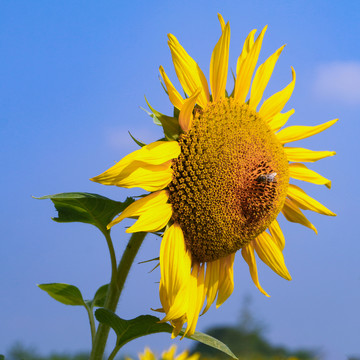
[179,88,201,132]
[159,66,184,109]
[202,259,220,315]
[210,18,230,102]
[289,163,331,189]
[284,147,336,163]
[267,109,295,132]
[276,119,338,145]
[253,232,292,280]
[159,224,192,322]
[108,190,172,232]
[216,253,235,307]
[183,263,206,337]
[241,243,270,297]
[168,34,210,108]
[287,184,336,216]
[234,26,267,103]
[249,45,286,110]
[91,141,180,191]
[259,67,296,122]
[268,219,285,250]
[282,197,318,234]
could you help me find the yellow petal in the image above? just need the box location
[159,66,184,110]
[168,34,210,108]
[268,219,285,251]
[276,119,338,145]
[170,316,186,339]
[234,26,267,103]
[139,348,156,360]
[236,29,256,80]
[217,13,225,31]
[91,141,180,191]
[216,253,235,307]
[287,184,336,216]
[267,109,295,132]
[202,259,220,315]
[162,345,177,360]
[179,88,201,132]
[284,147,336,163]
[159,224,192,320]
[210,19,230,102]
[253,232,292,280]
[289,163,331,189]
[108,190,171,232]
[249,45,286,110]
[241,244,270,297]
[183,262,206,337]
[112,162,174,192]
[282,197,318,234]
[259,67,296,122]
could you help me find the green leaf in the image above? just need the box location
[95,310,237,359]
[92,284,109,308]
[0,355,5,360]
[35,192,134,234]
[140,106,161,126]
[38,283,85,306]
[128,131,146,147]
[144,97,181,141]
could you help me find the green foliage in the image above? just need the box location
[35,192,134,234]
[95,309,237,359]
[91,284,109,308]
[191,297,317,360]
[143,97,181,141]
[6,343,89,360]
[128,131,146,147]
[38,282,109,311]
[38,283,85,306]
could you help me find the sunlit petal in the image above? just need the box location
[287,184,336,216]
[282,198,318,233]
[259,67,296,122]
[253,232,292,280]
[210,18,230,102]
[276,119,338,144]
[284,147,336,163]
[241,244,270,297]
[234,26,267,103]
[249,45,285,110]
[168,34,210,107]
[289,163,331,188]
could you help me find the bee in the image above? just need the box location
[256,172,277,184]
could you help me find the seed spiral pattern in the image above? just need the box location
[168,98,289,262]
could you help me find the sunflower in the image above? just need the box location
[127,345,200,360]
[91,14,337,338]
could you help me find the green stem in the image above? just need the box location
[107,345,121,360]
[85,304,96,346]
[90,232,147,360]
[103,230,118,286]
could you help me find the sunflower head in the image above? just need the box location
[91,13,337,338]
[169,98,289,262]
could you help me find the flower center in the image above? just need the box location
[168,98,289,262]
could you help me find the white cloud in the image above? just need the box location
[313,62,360,105]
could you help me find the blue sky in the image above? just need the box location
[1,1,359,359]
